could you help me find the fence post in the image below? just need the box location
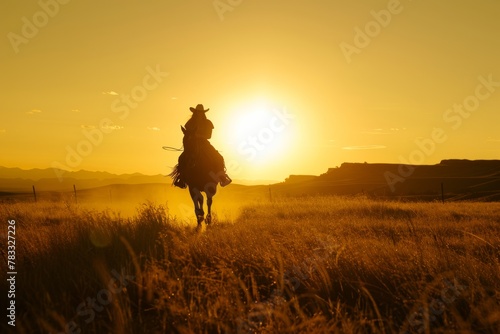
[73,184,78,204]
[32,185,37,202]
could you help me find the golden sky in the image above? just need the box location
[1,0,499,181]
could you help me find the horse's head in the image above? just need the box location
[181,125,190,144]
[181,125,197,152]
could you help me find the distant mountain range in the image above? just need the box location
[0,166,276,192]
[276,159,500,201]
[2,160,500,201]
[0,166,166,192]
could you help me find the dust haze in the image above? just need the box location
[1,183,271,222]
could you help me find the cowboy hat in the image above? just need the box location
[189,104,209,112]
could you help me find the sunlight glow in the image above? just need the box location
[223,100,295,168]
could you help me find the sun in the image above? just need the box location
[222,100,295,167]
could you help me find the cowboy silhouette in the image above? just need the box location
[173,104,232,188]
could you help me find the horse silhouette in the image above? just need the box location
[170,126,226,225]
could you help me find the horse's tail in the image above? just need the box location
[168,164,180,185]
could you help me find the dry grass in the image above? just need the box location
[1,196,499,333]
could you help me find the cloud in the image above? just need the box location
[72,109,80,113]
[26,109,42,115]
[102,91,119,96]
[486,137,500,142]
[82,124,123,131]
[0,129,6,134]
[342,145,387,150]
[362,128,405,135]
[101,124,123,131]
[147,127,161,131]
[171,97,178,100]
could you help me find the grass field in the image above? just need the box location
[1,196,499,333]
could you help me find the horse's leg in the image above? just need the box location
[189,186,204,224]
[205,186,217,225]
[206,195,212,225]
